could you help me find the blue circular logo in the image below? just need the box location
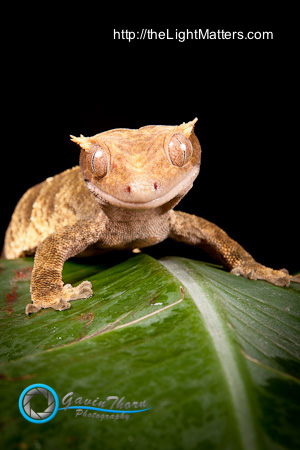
[19,384,59,424]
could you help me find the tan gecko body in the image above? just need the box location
[3,119,299,315]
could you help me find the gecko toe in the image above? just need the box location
[63,281,93,301]
[25,303,42,315]
[291,274,300,284]
[52,299,72,311]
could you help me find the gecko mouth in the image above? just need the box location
[85,167,199,210]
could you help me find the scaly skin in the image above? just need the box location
[3,119,299,315]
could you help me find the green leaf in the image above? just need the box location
[0,254,299,450]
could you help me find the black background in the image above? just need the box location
[2,9,299,272]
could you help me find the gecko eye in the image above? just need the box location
[87,144,110,178]
[167,134,193,167]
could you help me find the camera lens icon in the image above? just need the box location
[19,384,59,424]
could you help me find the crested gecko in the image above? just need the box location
[3,119,299,315]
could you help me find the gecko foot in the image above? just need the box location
[25,281,94,315]
[230,262,296,287]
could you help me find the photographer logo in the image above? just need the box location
[19,384,59,424]
[19,384,151,424]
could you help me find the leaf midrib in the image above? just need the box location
[160,257,260,450]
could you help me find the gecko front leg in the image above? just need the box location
[26,216,106,315]
[170,211,300,287]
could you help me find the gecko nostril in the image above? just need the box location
[154,182,158,190]
[126,186,131,194]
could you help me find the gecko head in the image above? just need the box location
[71,119,201,212]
